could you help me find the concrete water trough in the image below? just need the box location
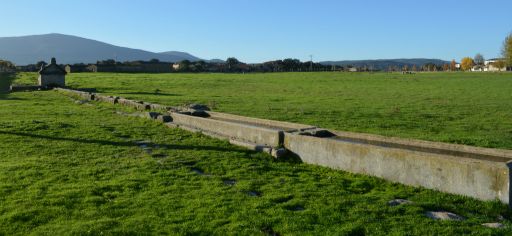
[54,88,512,205]
[169,111,284,148]
[94,94,119,104]
[283,130,512,204]
[206,111,315,132]
[55,87,95,100]
[117,98,151,110]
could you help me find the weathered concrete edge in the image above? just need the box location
[170,111,282,148]
[206,111,315,131]
[331,130,512,160]
[283,133,511,204]
[164,122,285,158]
[54,87,95,100]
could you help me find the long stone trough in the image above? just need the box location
[284,131,512,203]
[170,111,284,148]
[54,88,512,205]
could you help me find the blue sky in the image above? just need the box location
[2,0,512,62]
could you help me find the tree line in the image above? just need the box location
[0,60,16,73]
[174,58,335,73]
[458,33,512,71]
[4,32,512,73]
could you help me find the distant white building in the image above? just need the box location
[471,65,484,72]
[484,58,507,72]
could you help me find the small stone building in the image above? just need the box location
[38,58,67,87]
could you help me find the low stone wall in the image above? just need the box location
[53,88,512,205]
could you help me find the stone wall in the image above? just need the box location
[39,74,65,87]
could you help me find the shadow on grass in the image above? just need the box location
[0,130,254,154]
[0,73,16,99]
[277,151,303,164]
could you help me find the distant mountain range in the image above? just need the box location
[0,33,449,68]
[320,59,450,70]
[0,33,213,65]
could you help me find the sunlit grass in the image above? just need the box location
[16,71,512,149]
[2,73,512,234]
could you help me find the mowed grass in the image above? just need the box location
[15,71,512,150]
[1,75,511,234]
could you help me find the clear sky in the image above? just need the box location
[2,0,512,63]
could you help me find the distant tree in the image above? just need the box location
[0,60,14,67]
[282,58,301,71]
[98,59,116,65]
[226,57,240,70]
[474,53,485,65]
[443,64,450,71]
[412,64,417,72]
[178,60,191,72]
[0,60,15,72]
[492,60,507,71]
[424,63,436,72]
[460,57,474,71]
[502,32,512,67]
[149,58,160,63]
[193,60,206,72]
[450,60,457,71]
[36,61,47,68]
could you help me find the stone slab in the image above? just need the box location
[94,94,119,104]
[55,87,94,100]
[117,98,151,110]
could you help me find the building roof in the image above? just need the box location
[486,58,505,61]
[39,58,67,75]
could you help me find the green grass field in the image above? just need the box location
[2,72,512,235]
[15,71,512,150]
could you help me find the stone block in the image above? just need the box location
[118,98,151,110]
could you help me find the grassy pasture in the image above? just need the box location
[15,71,512,150]
[2,72,512,234]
